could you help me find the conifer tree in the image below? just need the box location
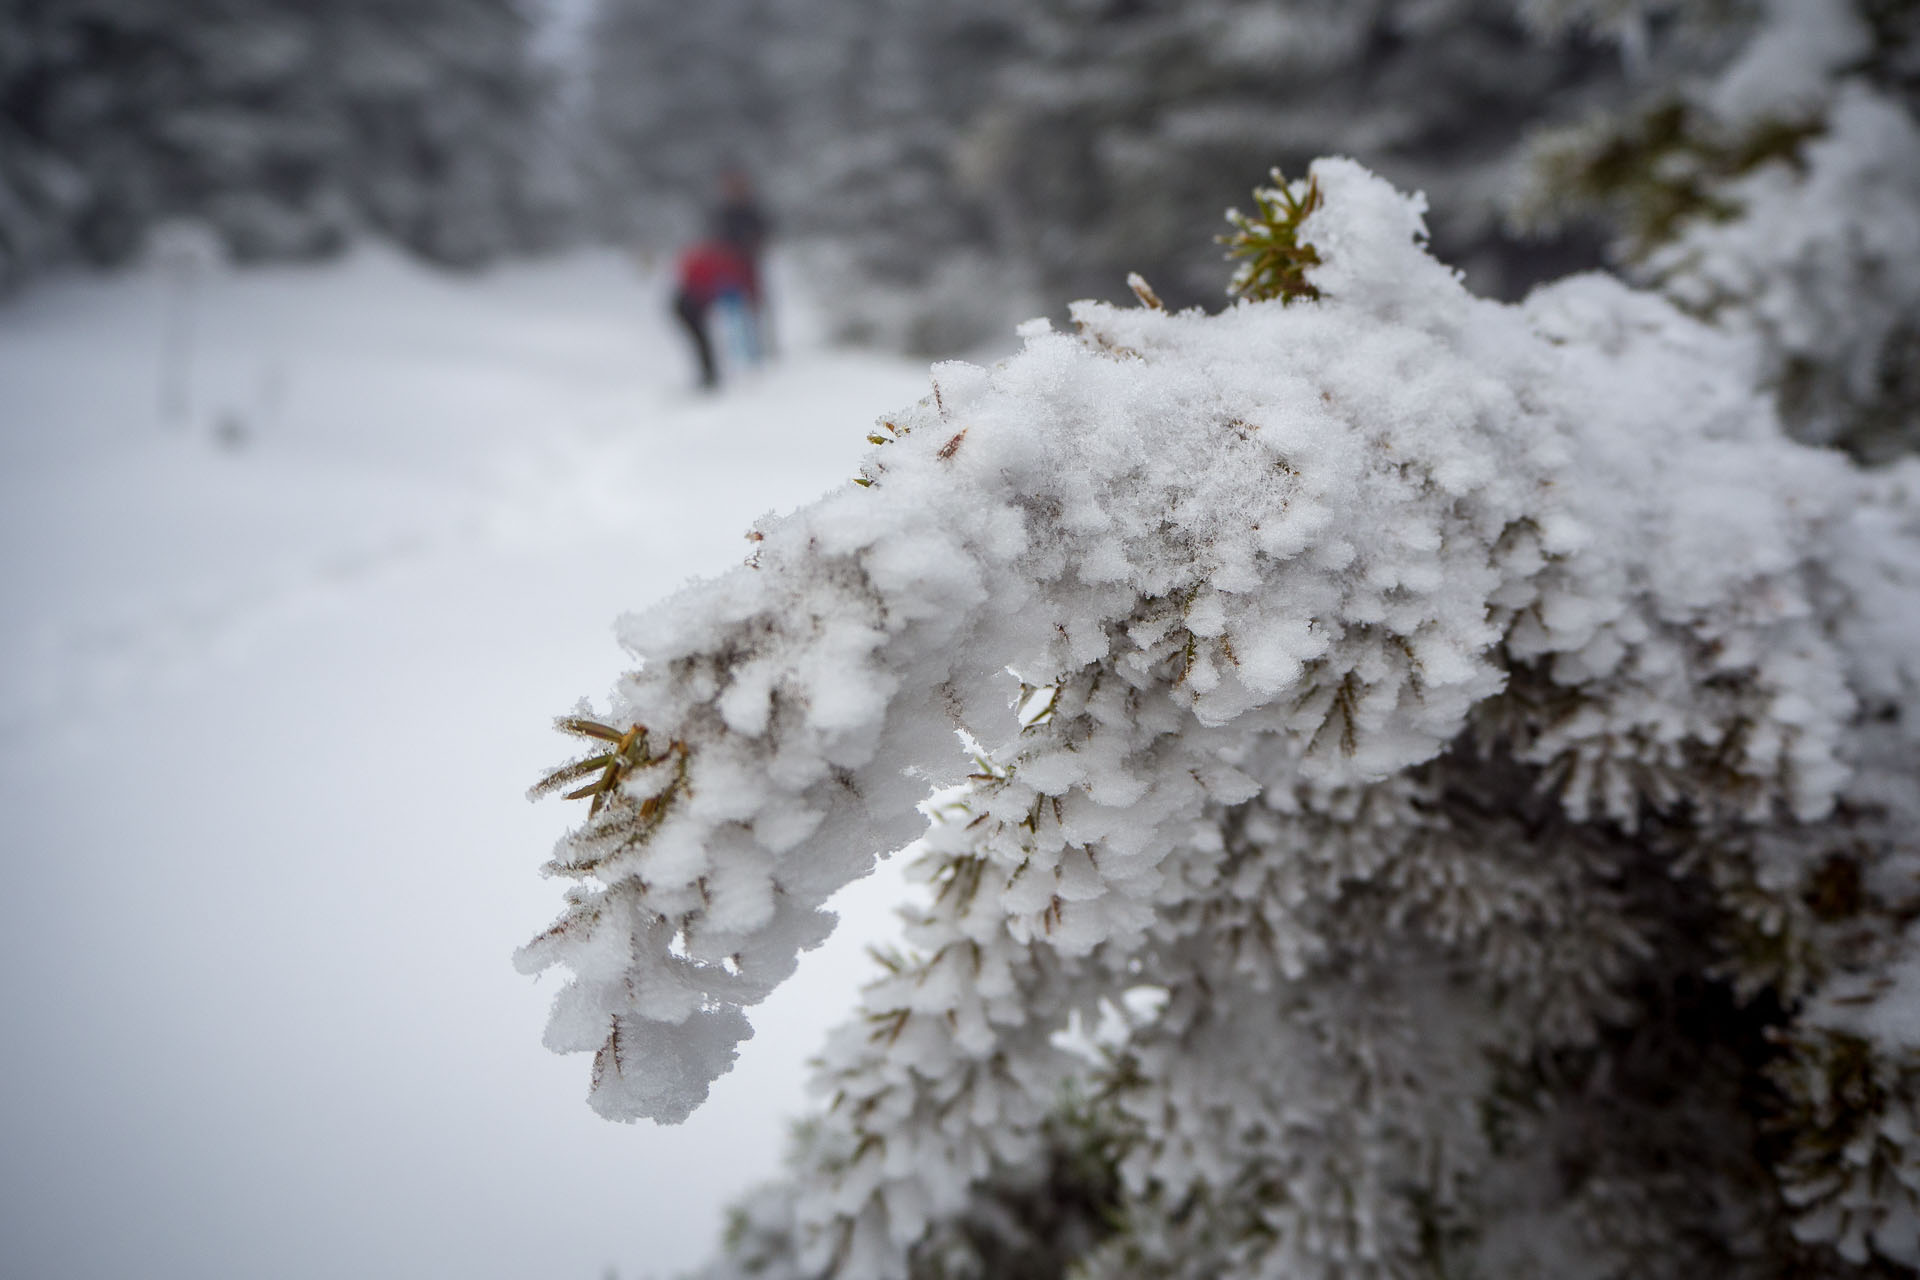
[1516,0,1920,462]
[529,3,1920,1276]
[524,156,1920,1280]
[0,0,553,286]
[581,0,785,245]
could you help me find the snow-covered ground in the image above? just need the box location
[0,245,934,1279]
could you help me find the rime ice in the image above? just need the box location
[526,159,1920,1277]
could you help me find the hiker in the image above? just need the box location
[671,237,755,391]
[711,169,771,288]
[710,169,773,358]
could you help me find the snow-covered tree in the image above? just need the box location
[1516,0,1920,461]
[527,3,1920,1275]
[0,0,555,286]
[521,144,1920,1277]
[581,0,785,247]
[319,0,559,267]
[896,0,1625,315]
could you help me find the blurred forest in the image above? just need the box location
[0,0,564,286]
[584,0,1635,349]
[6,0,1917,366]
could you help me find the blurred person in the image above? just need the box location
[711,169,773,356]
[711,168,771,281]
[672,236,756,391]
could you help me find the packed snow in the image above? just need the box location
[0,242,928,1280]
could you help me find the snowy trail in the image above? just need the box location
[0,248,933,1280]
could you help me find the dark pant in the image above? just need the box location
[673,290,717,388]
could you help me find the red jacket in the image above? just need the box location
[676,240,756,307]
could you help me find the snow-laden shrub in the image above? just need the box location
[524,155,1920,1277]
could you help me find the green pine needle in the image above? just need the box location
[1220,168,1325,304]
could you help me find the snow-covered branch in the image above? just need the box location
[524,156,1920,1275]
